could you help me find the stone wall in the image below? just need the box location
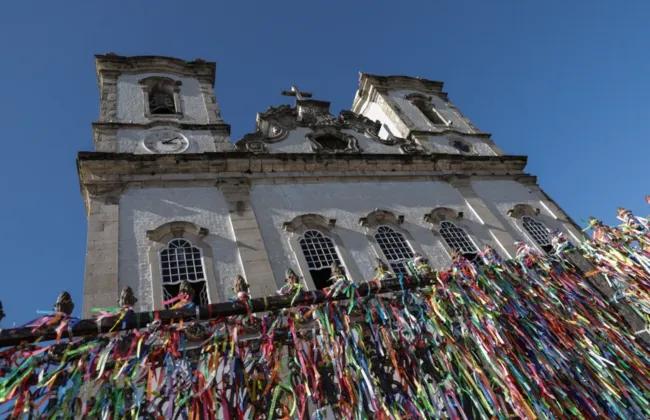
[118,186,242,310]
[116,73,209,124]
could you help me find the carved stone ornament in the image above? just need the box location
[297,100,337,126]
[53,291,74,315]
[146,221,209,243]
[235,101,409,151]
[306,129,362,153]
[285,268,300,285]
[507,204,541,219]
[359,209,404,227]
[233,275,250,295]
[245,140,268,154]
[400,142,426,155]
[118,286,138,307]
[424,207,463,225]
[178,280,195,301]
[283,214,336,233]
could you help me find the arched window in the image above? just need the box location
[439,221,480,262]
[406,94,446,126]
[159,238,208,307]
[298,229,343,290]
[374,225,414,276]
[139,76,182,118]
[521,216,552,253]
[149,87,176,115]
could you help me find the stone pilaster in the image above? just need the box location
[219,180,276,298]
[450,176,518,259]
[98,71,118,122]
[198,77,223,124]
[81,187,122,317]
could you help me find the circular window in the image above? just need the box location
[449,137,472,154]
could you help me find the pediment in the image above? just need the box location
[235,103,421,154]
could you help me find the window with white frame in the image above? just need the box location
[439,221,480,262]
[521,216,553,253]
[159,238,209,307]
[374,225,415,276]
[299,229,343,290]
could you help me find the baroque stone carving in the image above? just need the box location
[235,100,409,152]
[507,204,540,219]
[359,209,404,227]
[424,207,463,225]
[400,143,425,155]
[283,214,336,233]
[54,291,74,315]
[119,286,138,307]
[306,128,362,153]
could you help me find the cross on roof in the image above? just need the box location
[281,86,313,105]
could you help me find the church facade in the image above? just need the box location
[79,54,582,316]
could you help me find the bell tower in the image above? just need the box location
[93,54,232,154]
[352,73,504,156]
[81,54,241,317]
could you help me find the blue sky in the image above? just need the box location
[0,1,648,325]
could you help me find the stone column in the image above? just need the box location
[81,187,121,318]
[219,179,276,298]
[449,176,518,259]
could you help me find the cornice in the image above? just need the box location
[77,151,529,192]
[95,54,216,86]
[409,129,492,139]
[92,121,231,134]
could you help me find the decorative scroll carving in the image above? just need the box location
[424,207,464,225]
[306,129,362,153]
[146,221,209,242]
[283,214,336,233]
[359,209,404,227]
[400,142,425,155]
[507,204,541,219]
[236,103,409,151]
[119,286,138,307]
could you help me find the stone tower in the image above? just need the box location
[79,54,583,317]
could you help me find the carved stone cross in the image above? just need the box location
[281,85,313,105]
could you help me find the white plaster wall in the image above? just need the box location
[116,129,217,153]
[427,135,498,156]
[265,128,402,154]
[119,187,242,310]
[116,73,209,123]
[471,180,569,249]
[389,89,474,134]
[359,102,408,140]
[251,181,492,286]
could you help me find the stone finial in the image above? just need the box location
[178,281,195,302]
[374,258,390,273]
[118,286,138,307]
[184,322,208,341]
[53,291,74,315]
[330,262,345,278]
[233,275,250,295]
[285,268,300,285]
[0,301,4,323]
